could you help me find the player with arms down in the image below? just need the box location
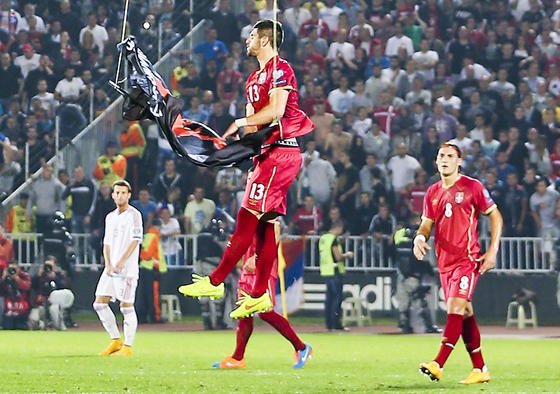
[93,180,143,356]
[414,143,503,384]
[179,20,314,319]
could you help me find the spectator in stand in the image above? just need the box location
[391,125,422,158]
[27,163,65,234]
[387,143,421,195]
[184,186,215,235]
[309,101,334,151]
[1,261,31,330]
[132,188,157,230]
[290,195,323,235]
[333,150,360,219]
[423,101,458,142]
[326,28,357,73]
[183,96,210,124]
[0,136,20,199]
[324,119,352,159]
[385,21,414,57]
[448,124,473,155]
[413,38,439,81]
[327,75,355,117]
[89,181,114,264]
[495,149,518,184]
[503,172,529,237]
[299,4,330,40]
[120,121,146,197]
[299,152,337,210]
[216,56,243,105]
[215,166,244,196]
[152,159,188,204]
[61,166,96,234]
[79,12,108,57]
[372,91,401,137]
[530,177,560,267]
[500,127,529,177]
[352,191,377,236]
[92,141,127,186]
[368,204,396,265]
[0,53,23,111]
[14,43,40,79]
[208,101,234,134]
[193,28,228,68]
[365,64,389,106]
[31,79,58,118]
[54,66,85,104]
[158,204,182,266]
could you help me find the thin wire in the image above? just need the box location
[272,0,278,122]
[114,0,131,85]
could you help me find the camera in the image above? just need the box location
[8,266,17,276]
[43,263,53,273]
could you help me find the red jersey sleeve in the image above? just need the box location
[472,180,496,215]
[269,60,295,94]
[422,184,437,221]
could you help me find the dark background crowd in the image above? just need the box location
[1,0,560,276]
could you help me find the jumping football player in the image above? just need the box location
[179,19,314,319]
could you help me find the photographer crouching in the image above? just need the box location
[394,213,441,334]
[28,256,74,330]
[0,261,31,329]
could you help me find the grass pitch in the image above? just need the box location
[2,328,558,393]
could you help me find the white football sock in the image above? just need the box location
[93,302,120,339]
[120,306,138,347]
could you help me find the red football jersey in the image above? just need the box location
[245,56,314,144]
[423,175,496,273]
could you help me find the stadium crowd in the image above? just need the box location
[1,0,560,280]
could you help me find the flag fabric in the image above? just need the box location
[275,238,305,314]
[114,36,272,168]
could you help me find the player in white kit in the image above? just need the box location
[93,180,143,356]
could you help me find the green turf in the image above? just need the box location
[2,329,558,393]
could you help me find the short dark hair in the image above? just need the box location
[112,180,132,192]
[439,142,462,158]
[253,19,283,50]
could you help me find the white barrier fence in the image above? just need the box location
[7,234,552,273]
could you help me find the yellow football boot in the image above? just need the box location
[419,361,443,381]
[99,338,123,356]
[178,274,224,299]
[460,368,490,384]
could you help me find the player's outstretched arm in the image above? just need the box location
[477,208,503,274]
[413,217,433,260]
[223,89,290,139]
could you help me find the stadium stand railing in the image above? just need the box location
[9,233,552,273]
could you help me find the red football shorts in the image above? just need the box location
[238,273,277,306]
[439,262,480,302]
[242,147,302,215]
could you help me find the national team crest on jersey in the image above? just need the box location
[455,192,464,204]
[258,72,267,84]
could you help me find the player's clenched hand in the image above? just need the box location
[476,251,496,274]
[222,121,239,140]
[114,260,126,274]
[413,235,431,260]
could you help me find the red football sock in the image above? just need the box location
[209,208,259,285]
[462,315,485,370]
[252,221,277,296]
[259,310,306,351]
[434,313,463,367]
[232,317,254,361]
